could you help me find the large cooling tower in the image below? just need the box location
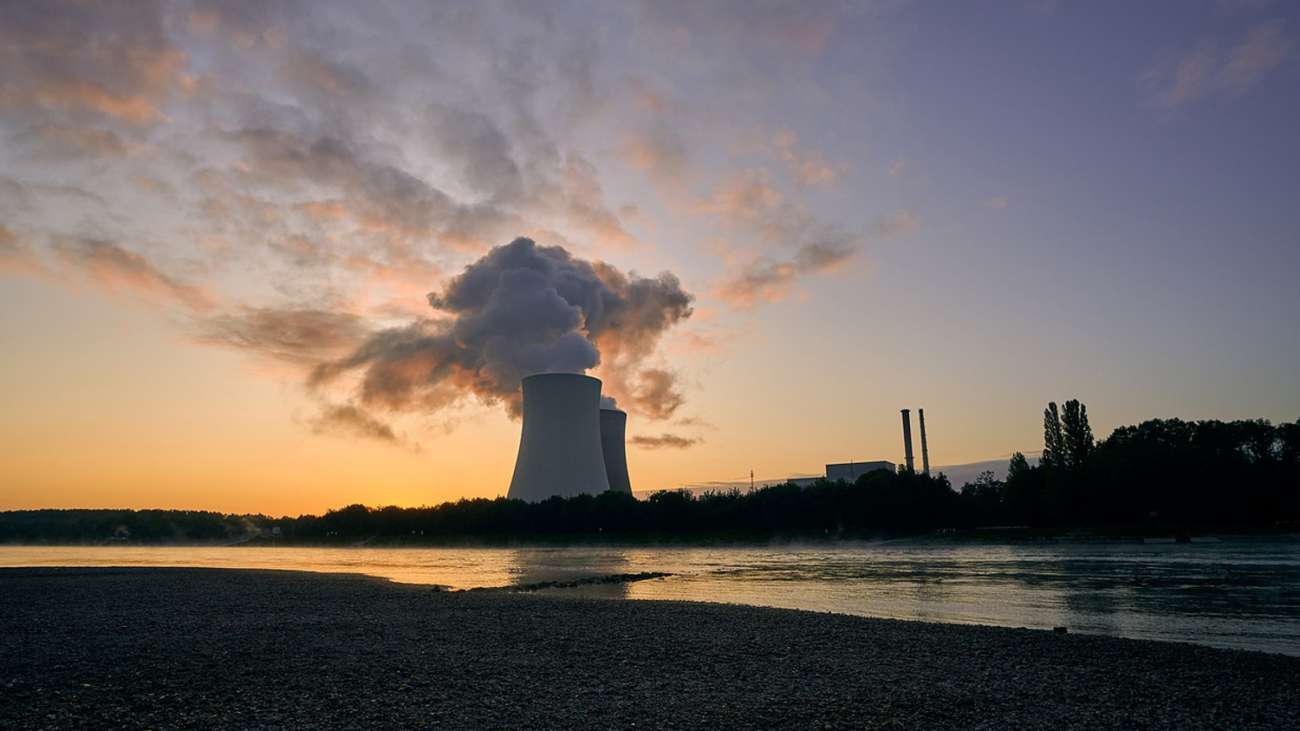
[600,408,633,494]
[508,373,612,502]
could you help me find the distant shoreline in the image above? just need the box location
[2,525,1297,548]
[3,567,1298,730]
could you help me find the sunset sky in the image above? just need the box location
[2,0,1297,516]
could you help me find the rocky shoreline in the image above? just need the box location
[2,567,1297,730]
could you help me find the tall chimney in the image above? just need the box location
[508,373,611,501]
[901,409,915,473]
[918,408,930,477]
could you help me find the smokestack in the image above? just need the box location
[600,408,633,494]
[918,408,930,477]
[508,373,611,501]
[901,409,915,473]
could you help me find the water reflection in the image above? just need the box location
[507,547,632,599]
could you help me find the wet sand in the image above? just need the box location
[2,567,1297,730]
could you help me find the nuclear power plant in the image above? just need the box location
[507,373,632,502]
[507,373,929,500]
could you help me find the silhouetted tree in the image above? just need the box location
[1007,452,1031,481]
[1043,402,1066,470]
[1061,399,1094,469]
[960,471,1004,527]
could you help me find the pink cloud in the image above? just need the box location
[772,130,850,188]
[713,239,855,311]
[621,128,691,188]
[868,211,918,240]
[1141,20,1294,109]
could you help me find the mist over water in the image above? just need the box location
[4,542,1296,656]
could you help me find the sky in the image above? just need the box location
[2,0,1297,516]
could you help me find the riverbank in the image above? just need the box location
[2,567,1297,730]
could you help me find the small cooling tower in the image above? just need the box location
[508,373,612,502]
[600,408,633,494]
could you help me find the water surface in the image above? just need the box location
[3,541,1296,656]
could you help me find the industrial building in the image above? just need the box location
[825,461,896,481]
[820,407,929,482]
[507,373,633,502]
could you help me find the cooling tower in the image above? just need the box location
[600,408,633,494]
[901,409,915,473]
[508,373,612,502]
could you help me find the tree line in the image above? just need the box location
[962,401,1300,530]
[3,404,1296,544]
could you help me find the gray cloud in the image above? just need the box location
[310,403,419,451]
[630,433,700,450]
[194,307,369,366]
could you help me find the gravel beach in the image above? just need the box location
[2,567,1297,730]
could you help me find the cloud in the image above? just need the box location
[193,307,370,367]
[0,0,889,449]
[311,237,694,420]
[987,196,1010,210]
[53,238,216,313]
[1141,20,1294,109]
[622,127,691,188]
[713,237,856,311]
[696,169,793,232]
[868,211,918,239]
[0,226,50,278]
[310,403,419,451]
[630,433,701,450]
[0,0,188,126]
[692,167,867,310]
[25,124,133,158]
[636,1,845,55]
[615,367,686,421]
[772,130,850,188]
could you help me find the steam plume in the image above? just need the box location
[312,237,693,419]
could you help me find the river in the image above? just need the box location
[3,540,1297,656]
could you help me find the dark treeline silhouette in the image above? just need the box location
[3,405,1297,544]
[0,472,959,544]
[279,469,961,541]
[0,509,272,544]
[976,403,1300,530]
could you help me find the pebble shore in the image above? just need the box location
[2,567,1297,730]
